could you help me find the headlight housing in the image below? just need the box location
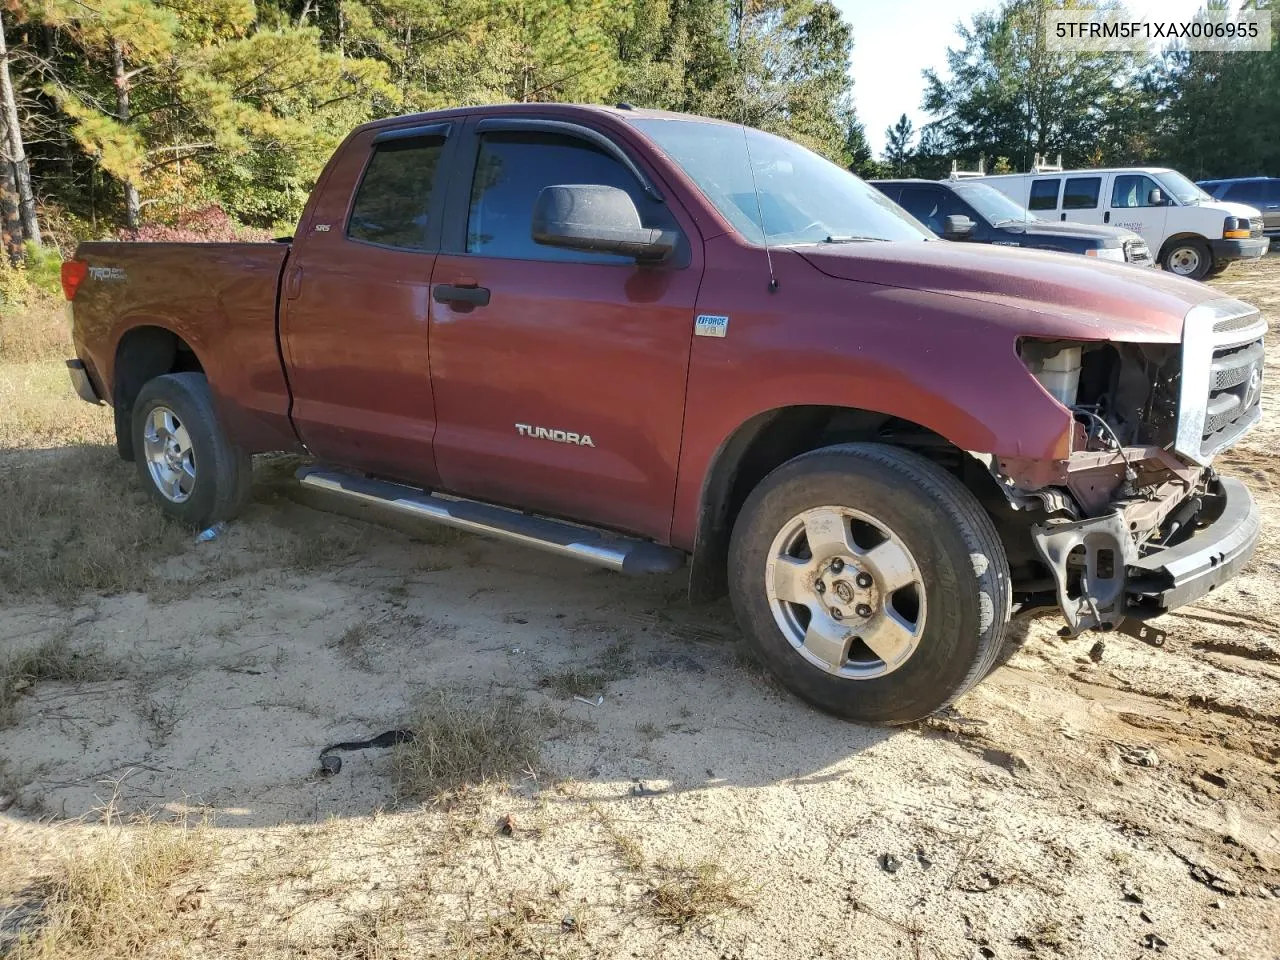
[1223,216,1252,240]
[1085,245,1125,262]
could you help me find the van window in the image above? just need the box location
[1028,179,1061,211]
[1111,174,1165,209]
[1062,177,1101,210]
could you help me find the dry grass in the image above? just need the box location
[7,810,213,960]
[0,631,113,729]
[0,294,70,364]
[392,694,547,802]
[0,446,188,600]
[329,904,409,960]
[643,860,753,930]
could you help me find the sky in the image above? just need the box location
[836,0,1210,157]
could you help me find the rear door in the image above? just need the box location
[1223,180,1278,233]
[427,116,703,539]
[1107,173,1169,252]
[1060,175,1104,226]
[280,121,455,486]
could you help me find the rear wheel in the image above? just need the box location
[1163,239,1212,281]
[728,444,1010,724]
[131,372,252,528]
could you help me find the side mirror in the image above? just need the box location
[532,184,674,262]
[1147,188,1165,206]
[943,214,975,239]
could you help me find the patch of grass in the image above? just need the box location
[0,293,70,363]
[1,632,113,729]
[447,891,574,960]
[331,621,372,668]
[0,446,188,601]
[0,361,114,450]
[7,814,213,960]
[590,803,645,873]
[644,860,753,930]
[330,904,407,960]
[538,641,636,700]
[392,694,546,802]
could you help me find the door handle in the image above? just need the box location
[1060,213,1066,221]
[285,265,303,300]
[433,283,491,307]
[1103,211,1110,223]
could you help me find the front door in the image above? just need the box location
[428,120,702,539]
[1106,173,1169,252]
[280,122,454,486]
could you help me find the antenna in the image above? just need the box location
[740,123,778,293]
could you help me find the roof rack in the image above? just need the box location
[1031,153,1063,173]
[948,157,986,180]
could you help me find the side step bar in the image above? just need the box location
[296,467,685,575]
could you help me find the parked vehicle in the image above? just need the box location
[972,166,1269,280]
[872,178,1153,265]
[1196,177,1280,240]
[62,105,1263,724]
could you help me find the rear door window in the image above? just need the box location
[1062,177,1102,210]
[1028,178,1061,211]
[347,136,444,251]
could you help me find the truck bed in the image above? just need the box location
[71,240,299,454]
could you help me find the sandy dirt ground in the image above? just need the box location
[1,256,1279,958]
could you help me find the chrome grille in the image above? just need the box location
[1250,217,1264,238]
[1177,299,1266,464]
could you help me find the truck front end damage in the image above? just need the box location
[996,298,1265,636]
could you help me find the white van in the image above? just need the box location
[972,167,1269,281]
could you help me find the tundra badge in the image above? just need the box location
[515,424,595,447]
[695,314,729,338]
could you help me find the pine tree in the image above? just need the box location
[883,113,914,176]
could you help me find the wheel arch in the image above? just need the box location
[687,404,1010,601]
[1157,231,1210,264]
[112,323,208,460]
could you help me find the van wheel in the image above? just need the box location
[131,372,252,529]
[728,444,1010,724]
[1163,239,1211,280]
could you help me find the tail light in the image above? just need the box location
[61,259,88,301]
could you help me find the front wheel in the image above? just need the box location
[728,444,1010,724]
[131,372,252,529]
[1163,239,1212,281]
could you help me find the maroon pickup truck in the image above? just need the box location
[61,104,1264,723]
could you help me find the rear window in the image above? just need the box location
[1062,177,1101,210]
[347,136,444,251]
[1028,178,1061,211]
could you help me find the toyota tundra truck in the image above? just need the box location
[61,104,1265,724]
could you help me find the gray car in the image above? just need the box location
[1198,178,1280,240]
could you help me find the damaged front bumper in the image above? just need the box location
[1030,475,1259,634]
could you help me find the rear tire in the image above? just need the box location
[1162,239,1212,281]
[131,372,252,529]
[728,444,1010,724]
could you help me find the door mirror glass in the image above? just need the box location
[532,185,674,262]
[1147,188,1165,206]
[943,214,975,239]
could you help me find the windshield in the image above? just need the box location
[629,118,933,245]
[950,181,1037,224]
[1156,170,1213,205]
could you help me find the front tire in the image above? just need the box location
[728,444,1010,724]
[131,372,252,528]
[1163,239,1212,281]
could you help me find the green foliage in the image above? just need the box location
[922,0,1153,171]
[12,0,883,232]
[883,113,914,176]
